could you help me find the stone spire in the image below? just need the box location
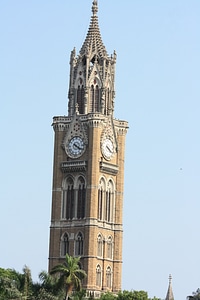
[79,0,108,58]
[165,275,174,300]
[68,1,116,116]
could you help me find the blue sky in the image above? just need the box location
[1,1,200,299]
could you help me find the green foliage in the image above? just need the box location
[188,288,200,300]
[38,270,65,299]
[0,268,22,299]
[0,267,64,300]
[118,290,149,300]
[50,254,87,299]
[0,276,21,299]
[36,288,61,300]
[117,290,161,300]
[100,291,117,300]
[72,289,86,300]
[0,264,163,300]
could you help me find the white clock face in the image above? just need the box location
[102,138,114,160]
[67,136,85,158]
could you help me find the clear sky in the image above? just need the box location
[1,1,200,299]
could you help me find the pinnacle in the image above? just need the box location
[165,275,174,300]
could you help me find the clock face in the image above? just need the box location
[102,138,114,160]
[67,136,85,158]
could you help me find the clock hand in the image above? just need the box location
[74,143,83,150]
[106,145,112,153]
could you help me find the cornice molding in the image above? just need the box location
[99,161,118,175]
[61,160,87,173]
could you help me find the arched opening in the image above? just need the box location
[77,176,86,219]
[62,177,75,220]
[77,84,85,114]
[61,232,69,257]
[75,232,84,256]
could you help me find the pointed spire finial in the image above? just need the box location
[165,274,174,300]
[169,274,172,284]
[92,0,98,15]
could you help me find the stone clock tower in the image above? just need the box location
[48,0,128,295]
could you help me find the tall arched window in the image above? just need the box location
[106,266,112,289]
[98,189,103,220]
[98,178,106,220]
[105,180,114,223]
[95,85,99,111]
[105,87,111,115]
[107,236,113,259]
[61,232,69,257]
[62,177,74,220]
[77,84,84,114]
[90,84,100,112]
[105,190,111,222]
[96,264,102,287]
[77,176,86,219]
[75,232,83,256]
[97,234,103,257]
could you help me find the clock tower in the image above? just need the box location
[48,0,128,295]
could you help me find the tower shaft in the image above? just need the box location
[49,1,128,295]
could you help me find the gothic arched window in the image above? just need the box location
[62,177,75,220]
[77,176,86,219]
[105,180,114,223]
[105,190,111,222]
[90,84,100,112]
[105,87,111,115]
[97,234,103,257]
[106,266,112,289]
[98,178,106,220]
[75,232,84,256]
[95,85,99,111]
[61,232,69,257]
[96,264,102,287]
[77,84,84,114]
[107,236,113,259]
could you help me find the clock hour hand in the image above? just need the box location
[106,145,113,153]
[74,143,83,150]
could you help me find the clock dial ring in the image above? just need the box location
[101,138,114,160]
[66,136,85,158]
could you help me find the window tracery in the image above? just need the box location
[98,177,115,223]
[106,266,112,289]
[77,176,86,219]
[90,84,100,112]
[75,232,84,256]
[107,236,113,259]
[77,84,85,114]
[97,234,103,257]
[62,177,74,219]
[96,264,102,287]
[62,175,86,220]
[98,177,106,220]
[60,232,69,257]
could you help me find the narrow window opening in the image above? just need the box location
[75,232,83,256]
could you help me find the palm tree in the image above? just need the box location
[50,254,87,300]
[22,265,33,299]
[38,270,65,299]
